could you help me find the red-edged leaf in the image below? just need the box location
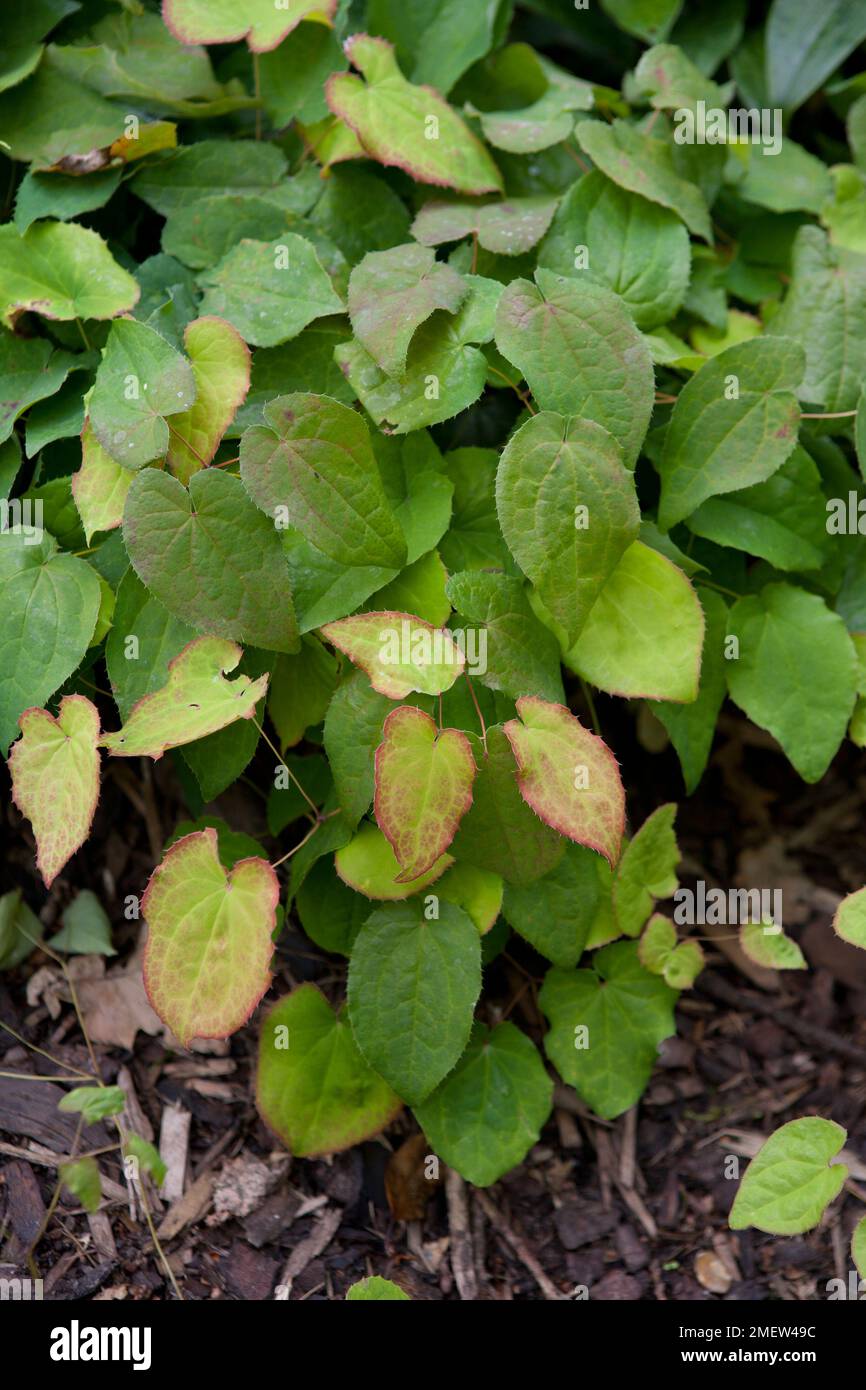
[374,705,475,881]
[9,695,100,888]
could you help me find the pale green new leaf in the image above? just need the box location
[326,34,503,195]
[143,827,278,1045]
[0,222,139,329]
[346,1276,409,1301]
[740,921,807,970]
[165,316,250,483]
[834,887,866,950]
[256,984,402,1157]
[163,0,335,53]
[320,611,464,698]
[8,695,100,889]
[335,822,452,900]
[729,1117,848,1234]
[101,636,268,759]
[613,804,679,938]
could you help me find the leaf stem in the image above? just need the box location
[165,420,209,470]
[75,319,92,351]
[486,363,537,414]
[464,671,487,752]
[252,717,320,819]
[578,678,601,737]
[254,54,262,141]
[799,409,857,419]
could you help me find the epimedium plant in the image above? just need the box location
[2,0,866,1207]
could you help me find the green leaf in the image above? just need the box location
[834,887,866,950]
[8,695,100,889]
[326,34,502,196]
[503,696,624,864]
[72,421,134,544]
[370,0,506,95]
[657,337,804,530]
[853,1215,866,1280]
[142,827,277,1046]
[58,1085,125,1124]
[323,669,392,827]
[496,411,640,644]
[649,588,728,792]
[101,636,268,760]
[346,1276,410,1301]
[14,169,122,236]
[133,140,289,215]
[164,0,334,52]
[105,569,195,721]
[50,889,115,956]
[766,0,866,112]
[257,984,402,1156]
[726,583,857,782]
[336,821,453,900]
[445,569,565,703]
[575,118,711,241]
[268,637,338,752]
[0,531,101,753]
[89,318,196,469]
[633,42,734,109]
[348,243,467,375]
[0,890,43,970]
[566,540,704,704]
[601,0,682,43]
[240,393,407,569]
[412,196,558,257]
[613,804,679,938]
[0,333,75,446]
[60,1156,101,1213]
[198,235,343,348]
[296,856,368,957]
[372,550,450,627]
[540,940,677,1119]
[638,913,704,989]
[768,226,866,411]
[537,171,691,331]
[740,921,807,970]
[123,467,299,654]
[0,221,139,328]
[124,1134,167,1188]
[450,726,565,885]
[502,841,610,966]
[347,899,481,1104]
[320,611,464,698]
[495,270,655,468]
[729,1117,848,1234]
[373,706,475,881]
[165,316,250,483]
[435,861,504,936]
[413,1021,553,1186]
[732,137,831,216]
[336,274,501,433]
[473,58,593,154]
[686,447,827,572]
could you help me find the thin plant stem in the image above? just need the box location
[464,671,487,750]
[800,409,857,419]
[579,678,601,737]
[252,717,320,818]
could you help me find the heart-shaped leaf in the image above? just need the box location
[326,34,502,195]
[8,695,100,888]
[335,821,453,899]
[0,531,101,753]
[347,899,481,1103]
[495,270,655,467]
[72,421,134,544]
[575,118,712,241]
[166,316,250,484]
[101,636,268,759]
[503,696,625,864]
[123,467,299,654]
[320,611,464,698]
[740,922,807,971]
[89,318,196,468]
[240,392,407,568]
[413,1022,553,1186]
[0,221,139,328]
[143,827,277,1045]
[612,804,679,938]
[834,887,866,950]
[502,842,612,966]
[163,0,336,53]
[198,234,343,348]
[540,941,677,1119]
[412,196,558,256]
[256,984,402,1156]
[374,705,475,881]
[729,1117,848,1235]
[347,243,467,375]
[638,913,704,989]
[496,412,640,645]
